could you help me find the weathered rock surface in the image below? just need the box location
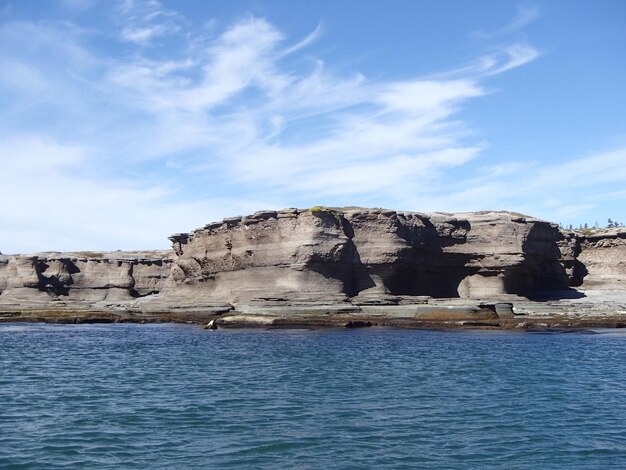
[1,208,625,329]
[576,230,626,288]
[168,208,568,302]
[0,250,173,305]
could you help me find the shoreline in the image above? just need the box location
[2,307,626,332]
[2,210,624,334]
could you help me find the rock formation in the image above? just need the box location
[1,208,624,328]
[576,229,626,289]
[168,208,568,302]
[0,251,172,303]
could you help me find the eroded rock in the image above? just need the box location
[1,208,624,323]
[169,208,570,302]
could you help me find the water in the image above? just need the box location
[1,324,626,469]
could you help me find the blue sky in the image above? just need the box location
[1,0,625,253]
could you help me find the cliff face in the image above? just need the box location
[0,251,172,303]
[1,208,622,312]
[168,208,568,302]
[575,230,626,289]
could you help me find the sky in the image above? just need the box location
[1,0,625,253]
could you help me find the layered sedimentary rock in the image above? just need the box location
[0,251,172,303]
[575,229,626,289]
[556,231,586,287]
[1,208,624,320]
[167,208,568,302]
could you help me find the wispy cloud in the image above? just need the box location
[0,135,278,253]
[3,2,620,252]
[473,4,540,39]
[437,44,540,79]
[118,0,185,45]
[103,13,498,196]
[405,148,626,224]
[279,22,323,58]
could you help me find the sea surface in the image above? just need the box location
[1,323,626,469]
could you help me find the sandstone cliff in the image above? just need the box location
[0,251,172,304]
[168,208,567,302]
[0,208,624,325]
[575,229,626,289]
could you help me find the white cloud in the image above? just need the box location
[473,5,540,39]
[377,80,483,112]
[532,148,626,189]
[400,148,626,223]
[118,0,184,45]
[486,44,540,75]
[279,23,323,58]
[10,5,620,253]
[438,44,540,79]
[2,137,88,172]
[0,135,279,253]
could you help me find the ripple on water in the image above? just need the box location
[1,324,626,469]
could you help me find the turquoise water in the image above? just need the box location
[1,324,626,469]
